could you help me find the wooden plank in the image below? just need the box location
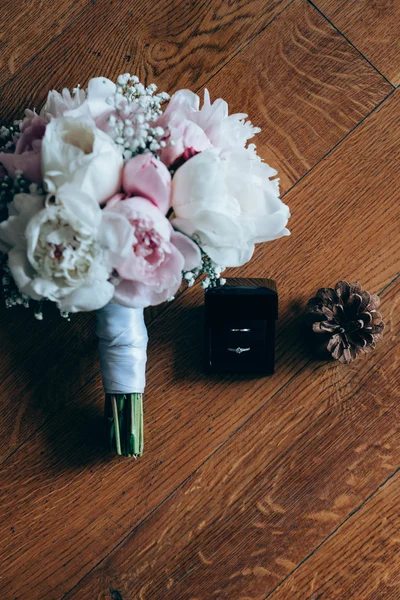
[0,0,91,87]
[0,84,399,600]
[0,0,292,119]
[1,1,392,193]
[314,0,400,86]
[0,295,168,463]
[0,310,94,460]
[0,0,392,464]
[63,280,400,600]
[201,0,393,192]
[269,470,400,599]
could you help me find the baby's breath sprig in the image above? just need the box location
[183,250,226,290]
[0,252,31,310]
[106,73,170,160]
[0,122,22,152]
[0,173,40,222]
[0,254,71,321]
[0,176,48,319]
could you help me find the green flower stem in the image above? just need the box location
[105,393,144,457]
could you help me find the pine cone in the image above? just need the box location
[305,281,384,364]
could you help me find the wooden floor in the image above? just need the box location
[0,1,399,598]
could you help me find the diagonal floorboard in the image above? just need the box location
[0,0,91,86]
[1,1,399,599]
[0,0,392,465]
[1,87,399,599]
[268,468,400,598]
[313,0,400,86]
[0,0,293,120]
[63,273,400,600]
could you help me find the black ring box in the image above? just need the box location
[204,278,278,374]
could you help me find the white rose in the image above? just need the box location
[41,77,116,120]
[171,148,290,267]
[0,184,133,312]
[41,116,123,203]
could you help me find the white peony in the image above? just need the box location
[40,87,87,120]
[41,77,117,120]
[190,88,261,150]
[41,116,123,204]
[158,88,261,156]
[171,147,290,267]
[0,184,133,312]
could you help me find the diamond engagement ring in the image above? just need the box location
[227,347,251,354]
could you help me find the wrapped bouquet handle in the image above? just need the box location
[96,302,148,457]
[0,72,290,459]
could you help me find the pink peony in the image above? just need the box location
[156,93,211,167]
[0,114,46,183]
[157,89,260,168]
[122,154,172,215]
[104,194,200,308]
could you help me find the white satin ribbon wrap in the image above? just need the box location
[96,302,148,394]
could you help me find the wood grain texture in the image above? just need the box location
[1,0,392,194]
[0,0,392,465]
[0,0,91,86]
[314,0,400,86]
[0,296,169,463]
[0,310,95,460]
[63,280,400,600]
[269,470,400,599]
[1,1,399,598]
[201,0,393,192]
[1,85,399,599]
[0,0,292,119]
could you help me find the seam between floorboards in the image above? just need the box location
[281,88,396,200]
[307,0,395,88]
[1,0,398,586]
[0,82,396,469]
[0,0,297,466]
[262,272,400,598]
[264,466,400,598]
[195,0,296,92]
[1,85,393,469]
[155,273,400,596]
[0,0,295,107]
[0,0,397,593]
[60,272,400,598]
[61,362,309,599]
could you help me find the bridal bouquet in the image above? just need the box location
[0,73,290,457]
